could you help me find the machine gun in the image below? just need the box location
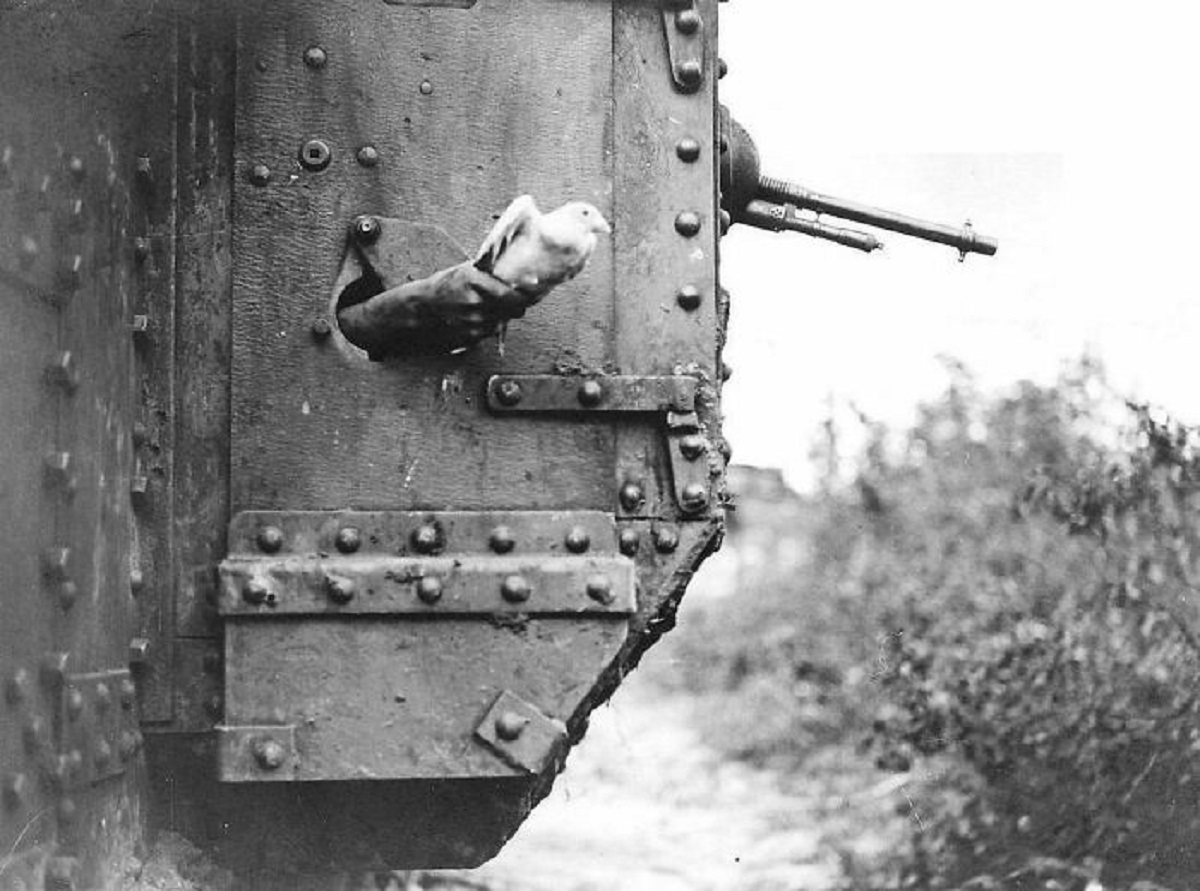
[719,109,999,259]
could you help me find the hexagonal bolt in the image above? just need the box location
[676,285,702,312]
[500,575,531,604]
[417,575,443,605]
[679,434,707,460]
[298,139,332,172]
[252,737,287,771]
[654,525,680,554]
[353,215,381,244]
[411,523,442,555]
[618,528,641,557]
[585,575,615,605]
[493,379,523,407]
[65,686,84,721]
[257,525,284,553]
[3,772,27,811]
[325,575,356,605]
[564,526,591,554]
[488,525,516,554]
[576,380,604,408]
[494,711,530,742]
[334,526,361,554]
[619,481,645,513]
[680,483,709,513]
[303,45,328,68]
[128,637,151,666]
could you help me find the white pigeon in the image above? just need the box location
[475,195,611,302]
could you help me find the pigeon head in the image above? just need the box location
[560,201,612,236]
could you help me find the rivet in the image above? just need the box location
[419,79,434,95]
[676,137,701,163]
[58,797,78,824]
[130,474,149,502]
[135,155,153,188]
[132,421,149,447]
[681,482,709,512]
[618,528,641,557]
[675,211,702,237]
[718,57,729,79]
[66,687,84,720]
[248,163,271,187]
[59,581,78,611]
[40,653,68,688]
[23,717,45,754]
[721,361,733,382]
[577,380,604,408]
[619,481,645,512]
[417,575,443,604]
[679,434,707,460]
[719,134,729,154]
[3,772,27,810]
[412,523,442,555]
[257,525,284,553]
[353,215,381,244]
[676,285,702,311]
[94,740,113,769]
[565,527,591,554]
[119,678,137,709]
[334,526,361,554]
[303,45,327,68]
[119,730,140,761]
[5,670,29,706]
[68,197,85,232]
[494,379,523,407]
[677,60,703,90]
[204,694,223,720]
[42,547,70,581]
[128,637,150,665]
[675,9,701,33]
[494,711,529,741]
[255,58,268,72]
[129,569,145,597]
[325,575,355,604]
[654,525,680,553]
[95,682,112,711]
[68,155,86,179]
[46,351,79,392]
[489,525,516,554]
[1,145,13,181]
[299,139,332,172]
[17,235,38,269]
[252,737,286,771]
[310,318,332,340]
[719,208,732,236]
[44,452,76,496]
[242,578,270,606]
[133,236,150,263]
[356,145,380,167]
[500,575,531,604]
[586,575,614,605]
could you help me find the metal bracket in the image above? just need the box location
[662,0,706,93]
[474,690,566,774]
[216,725,298,783]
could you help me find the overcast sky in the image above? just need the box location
[719,2,1199,487]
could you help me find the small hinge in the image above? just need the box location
[662,0,705,94]
[474,690,566,775]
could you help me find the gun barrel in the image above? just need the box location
[757,176,998,258]
[741,200,882,253]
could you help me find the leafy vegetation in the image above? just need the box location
[667,359,1200,889]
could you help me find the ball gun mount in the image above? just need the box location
[719,108,999,260]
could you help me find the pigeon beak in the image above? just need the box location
[598,216,613,235]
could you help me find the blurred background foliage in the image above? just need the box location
[659,357,1200,890]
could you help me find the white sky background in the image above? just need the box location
[718,2,1200,488]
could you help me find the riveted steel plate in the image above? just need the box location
[485,375,697,414]
[60,671,141,789]
[216,725,298,783]
[474,690,567,775]
[219,555,636,616]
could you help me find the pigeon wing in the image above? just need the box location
[475,195,539,275]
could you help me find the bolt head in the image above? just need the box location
[565,527,591,554]
[677,60,703,90]
[676,285,702,311]
[681,483,709,512]
[494,379,523,407]
[494,711,529,742]
[326,575,355,604]
[354,215,381,244]
[500,575,531,604]
[303,45,327,68]
[676,137,701,163]
[586,575,614,605]
[618,528,641,557]
[577,379,604,408]
[412,523,442,555]
[675,211,702,237]
[675,9,701,33]
[356,145,380,167]
[243,578,271,606]
[252,737,286,771]
[619,482,645,513]
[489,525,516,554]
[417,576,443,604]
[335,526,361,554]
[257,525,284,553]
[298,139,332,172]
[654,525,680,554]
[129,637,151,664]
[249,163,271,186]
